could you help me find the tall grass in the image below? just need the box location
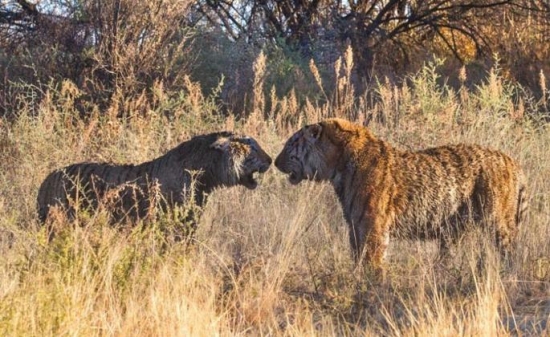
[0,54,548,336]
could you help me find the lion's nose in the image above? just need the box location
[259,162,271,173]
[274,154,285,172]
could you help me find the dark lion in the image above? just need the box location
[275,118,527,271]
[37,131,272,237]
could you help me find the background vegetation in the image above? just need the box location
[2,0,550,115]
[0,0,549,336]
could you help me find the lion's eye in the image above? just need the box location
[290,155,298,161]
[241,137,253,145]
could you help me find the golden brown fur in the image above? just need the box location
[37,131,272,236]
[275,118,527,269]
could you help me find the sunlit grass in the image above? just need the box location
[0,56,548,336]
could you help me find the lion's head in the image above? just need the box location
[275,120,348,185]
[275,119,361,185]
[209,133,272,189]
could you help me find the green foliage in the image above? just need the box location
[407,58,456,116]
[263,40,321,100]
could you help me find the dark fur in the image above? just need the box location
[37,132,272,235]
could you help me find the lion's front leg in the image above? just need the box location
[348,219,367,263]
[363,226,391,271]
[349,210,391,273]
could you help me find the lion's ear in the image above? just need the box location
[305,124,323,140]
[210,137,231,152]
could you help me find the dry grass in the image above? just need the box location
[0,57,549,336]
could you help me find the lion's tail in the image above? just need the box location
[515,172,528,228]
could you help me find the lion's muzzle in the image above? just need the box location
[240,153,272,190]
[275,153,303,185]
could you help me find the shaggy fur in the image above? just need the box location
[275,118,527,269]
[37,132,272,235]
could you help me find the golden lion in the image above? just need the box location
[275,118,527,269]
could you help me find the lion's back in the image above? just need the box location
[37,162,139,223]
[392,143,525,238]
